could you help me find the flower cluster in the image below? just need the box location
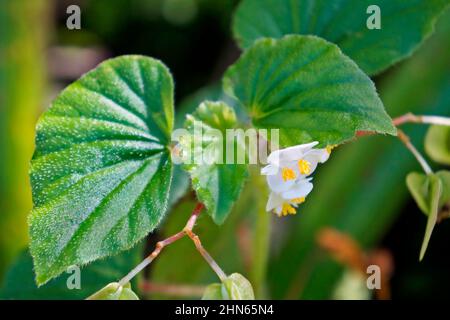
[261,142,332,217]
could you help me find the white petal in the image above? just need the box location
[266,192,284,212]
[281,180,313,199]
[267,141,319,165]
[267,172,295,193]
[304,149,330,164]
[266,149,283,166]
[261,164,278,175]
[274,205,282,217]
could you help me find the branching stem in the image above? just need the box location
[118,202,227,288]
[357,114,441,175]
[118,231,185,286]
[393,113,450,127]
[397,129,433,175]
[185,230,227,281]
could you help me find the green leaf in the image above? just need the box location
[223,273,255,300]
[181,101,248,224]
[406,172,445,260]
[419,174,442,261]
[169,84,248,212]
[407,171,450,216]
[233,0,450,75]
[268,13,450,298]
[202,273,255,300]
[29,55,174,285]
[87,282,139,300]
[406,173,434,214]
[86,283,122,300]
[425,125,450,165]
[0,247,141,299]
[223,35,396,147]
[119,283,140,300]
[202,283,223,300]
[175,83,247,129]
[436,171,450,208]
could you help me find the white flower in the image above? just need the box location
[266,178,313,217]
[261,141,333,216]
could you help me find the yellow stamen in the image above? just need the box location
[298,159,311,175]
[291,197,305,204]
[281,203,297,216]
[281,167,296,181]
[326,145,336,154]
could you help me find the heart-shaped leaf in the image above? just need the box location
[180,101,248,224]
[407,171,450,215]
[425,125,450,165]
[222,273,255,300]
[233,0,450,75]
[202,273,255,300]
[202,283,223,300]
[29,55,174,285]
[168,84,248,212]
[87,282,139,300]
[406,171,450,260]
[223,35,396,147]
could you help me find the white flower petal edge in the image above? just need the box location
[266,178,313,217]
[266,141,318,166]
[262,142,334,217]
[282,178,313,199]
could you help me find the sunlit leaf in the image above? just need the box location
[181,101,248,224]
[175,83,247,129]
[223,35,396,147]
[119,283,140,300]
[202,273,255,300]
[202,283,223,300]
[169,84,248,211]
[87,282,139,300]
[29,56,174,285]
[222,273,255,300]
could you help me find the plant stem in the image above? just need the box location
[356,113,450,138]
[117,202,227,289]
[393,112,450,126]
[184,202,204,230]
[118,231,185,286]
[249,168,270,298]
[397,130,433,175]
[186,230,228,281]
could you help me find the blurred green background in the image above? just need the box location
[0,0,449,299]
